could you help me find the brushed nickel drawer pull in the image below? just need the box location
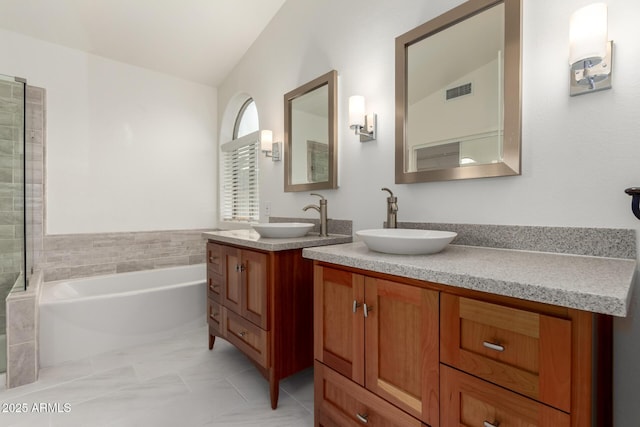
[356,412,369,423]
[364,303,373,318]
[484,421,499,427]
[353,300,362,313]
[238,331,247,337]
[483,341,505,352]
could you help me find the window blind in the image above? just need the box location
[221,131,259,222]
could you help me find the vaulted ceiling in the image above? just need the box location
[0,0,286,87]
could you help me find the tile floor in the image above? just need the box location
[0,326,314,426]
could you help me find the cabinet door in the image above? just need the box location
[314,266,365,385]
[222,246,242,315]
[441,365,570,427]
[241,249,269,329]
[364,277,439,426]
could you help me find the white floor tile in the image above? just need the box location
[0,326,315,427]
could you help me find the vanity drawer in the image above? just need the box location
[440,293,571,412]
[441,365,570,427]
[207,271,222,302]
[224,308,269,368]
[206,242,223,275]
[207,298,223,336]
[315,361,425,427]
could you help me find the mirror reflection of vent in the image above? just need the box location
[446,83,472,100]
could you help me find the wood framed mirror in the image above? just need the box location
[395,0,522,183]
[284,70,338,192]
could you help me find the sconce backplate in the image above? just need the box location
[570,41,613,97]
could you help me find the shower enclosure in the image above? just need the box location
[0,74,27,374]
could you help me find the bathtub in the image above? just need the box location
[39,264,206,367]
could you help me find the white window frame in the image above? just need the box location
[220,130,260,224]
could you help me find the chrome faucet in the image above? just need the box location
[302,193,328,237]
[381,187,398,228]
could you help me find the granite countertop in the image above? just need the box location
[303,242,637,317]
[203,229,352,252]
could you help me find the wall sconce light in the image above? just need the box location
[260,130,281,161]
[348,95,377,142]
[569,3,613,96]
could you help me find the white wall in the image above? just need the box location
[217,0,640,424]
[0,28,218,234]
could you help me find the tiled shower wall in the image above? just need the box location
[0,79,24,336]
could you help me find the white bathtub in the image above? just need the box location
[39,264,206,367]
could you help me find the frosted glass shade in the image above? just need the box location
[569,3,608,68]
[348,95,365,127]
[260,130,273,151]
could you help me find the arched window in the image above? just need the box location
[233,99,259,139]
[221,98,260,222]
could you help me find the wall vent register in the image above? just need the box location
[445,82,472,100]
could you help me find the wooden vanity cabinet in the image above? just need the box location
[314,266,439,426]
[313,261,612,427]
[206,240,314,409]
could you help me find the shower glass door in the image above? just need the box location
[0,73,26,373]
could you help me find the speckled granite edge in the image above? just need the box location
[397,222,636,259]
[270,217,352,236]
[202,229,352,252]
[303,242,637,316]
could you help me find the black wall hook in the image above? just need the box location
[624,187,640,220]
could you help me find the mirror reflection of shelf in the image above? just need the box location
[411,130,503,171]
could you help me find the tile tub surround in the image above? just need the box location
[41,229,212,282]
[202,229,352,252]
[303,242,636,317]
[5,270,42,388]
[396,222,636,259]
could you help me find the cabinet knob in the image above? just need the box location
[238,331,247,338]
[356,412,369,424]
[483,421,499,427]
[209,255,219,263]
[482,341,505,352]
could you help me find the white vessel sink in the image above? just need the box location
[252,222,315,238]
[356,228,457,255]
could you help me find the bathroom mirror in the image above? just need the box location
[395,0,521,183]
[284,70,337,192]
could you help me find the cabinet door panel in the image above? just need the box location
[441,365,570,427]
[242,249,269,329]
[222,246,242,314]
[314,266,365,385]
[364,277,439,426]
